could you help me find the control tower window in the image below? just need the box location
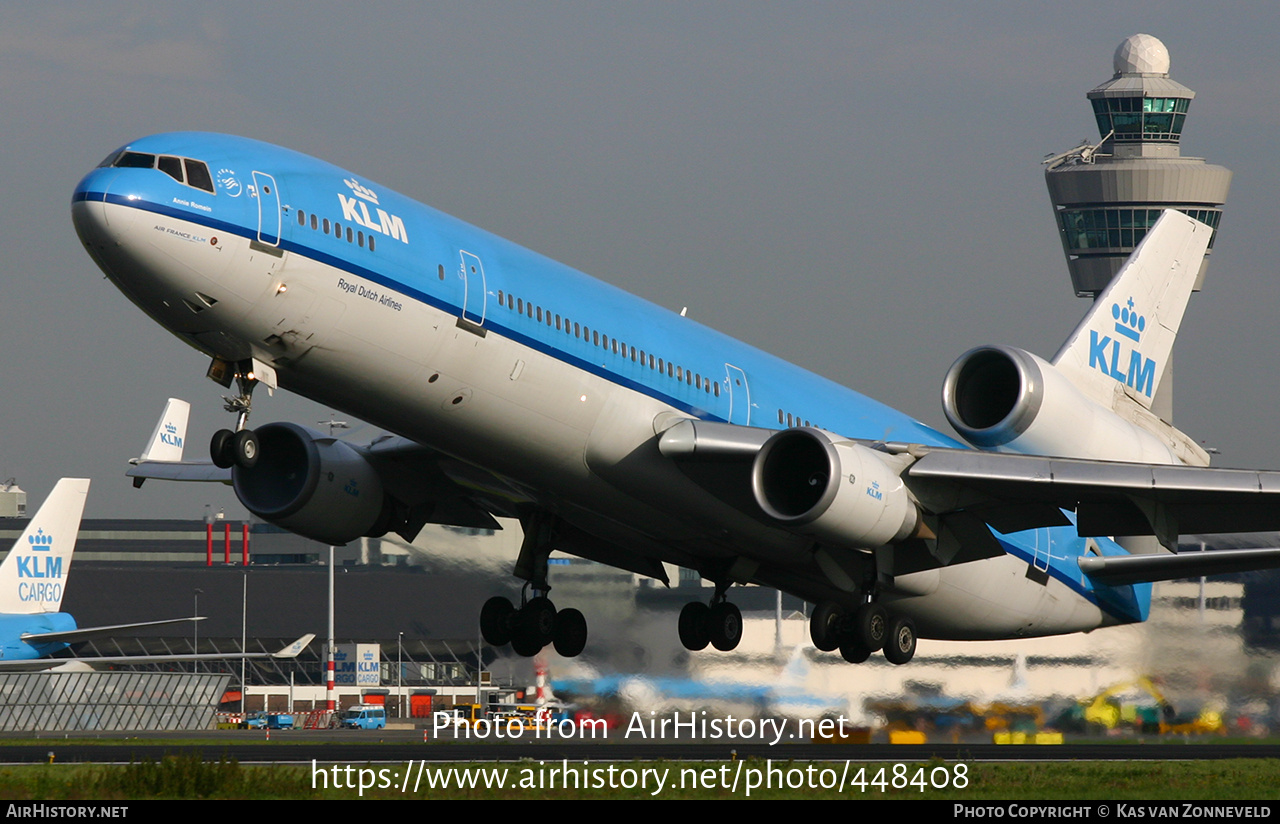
[1092,97,1189,142]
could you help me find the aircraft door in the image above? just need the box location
[459,250,487,326]
[725,364,750,425]
[252,171,282,246]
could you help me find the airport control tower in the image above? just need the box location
[1045,34,1231,298]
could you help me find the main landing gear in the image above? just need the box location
[480,589,588,658]
[479,513,589,658]
[809,600,917,665]
[678,583,743,652]
[210,367,260,469]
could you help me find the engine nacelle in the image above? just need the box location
[751,428,919,547]
[232,422,387,545]
[941,345,1179,463]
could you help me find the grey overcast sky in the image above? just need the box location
[2,2,1278,518]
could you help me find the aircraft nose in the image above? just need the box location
[72,167,136,255]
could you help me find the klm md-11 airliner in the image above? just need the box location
[71,132,1280,665]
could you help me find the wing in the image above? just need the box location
[0,633,315,671]
[657,418,1280,584]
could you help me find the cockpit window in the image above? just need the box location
[110,151,215,195]
[115,151,157,168]
[97,148,125,168]
[184,159,214,193]
[158,155,184,183]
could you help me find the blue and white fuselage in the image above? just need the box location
[73,132,1152,647]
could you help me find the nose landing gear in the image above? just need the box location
[209,364,262,469]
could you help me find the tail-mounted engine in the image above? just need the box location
[232,422,389,545]
[942,345,1185,464]
[751,427,920,547]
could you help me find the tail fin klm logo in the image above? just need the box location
[20,530,63,580]
[1088,297,1157,397]
[161,421,183,448]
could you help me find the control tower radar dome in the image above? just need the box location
[1114,34,1171,76]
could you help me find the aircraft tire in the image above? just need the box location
[524,597,558,646]
[855,603,888,652]
[210,429,236,468]
[552,608,588,658]
[882,616,917,665]
[510,624,543,657]
[839,640,872,664]
[480,596,515,646]
[708,601,743,651]
[809,601,845,651]
[231,428,260,468]
[678,602,711,651]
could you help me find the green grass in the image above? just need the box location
[2,757,1279,800]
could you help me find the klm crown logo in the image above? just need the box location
[1088,296,1157,398]
[343,178,380,205]
[160,421,183,448]
[19,529,63,580]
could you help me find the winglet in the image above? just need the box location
[133,398,190,464]
[0,478,89,614]
[272,633,315,658]
[1052,210,1213,411]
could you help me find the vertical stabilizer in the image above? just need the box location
[136,398,190,463]
[0,478,89,614]
[1053,210,1212,413]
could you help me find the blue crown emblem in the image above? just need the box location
[164,422,177,434]
[1112,297,1145,343]
[28,529,52,551]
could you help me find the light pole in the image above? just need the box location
[193,588,203,670]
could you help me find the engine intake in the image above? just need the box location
[232,422,388,545]
[751,428,919,547]
[942,345,1180,463]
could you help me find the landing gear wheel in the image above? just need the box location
[810,602,845,652]
[480,596,515,646]
[708,601,743,651]
[524,596,558,646]
[510,625,543,657]
[882,616,917,665]
[855,603,888,652]
[552,608,588,658]
[678,602,711,651]
[210,429,235,469]
[230,428,259,468]
[839,640,872,664]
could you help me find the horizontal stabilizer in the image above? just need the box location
[0,633,315,671]
[21,616,205,645]
[1079,548,1280,586]
[127,461,231,485]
